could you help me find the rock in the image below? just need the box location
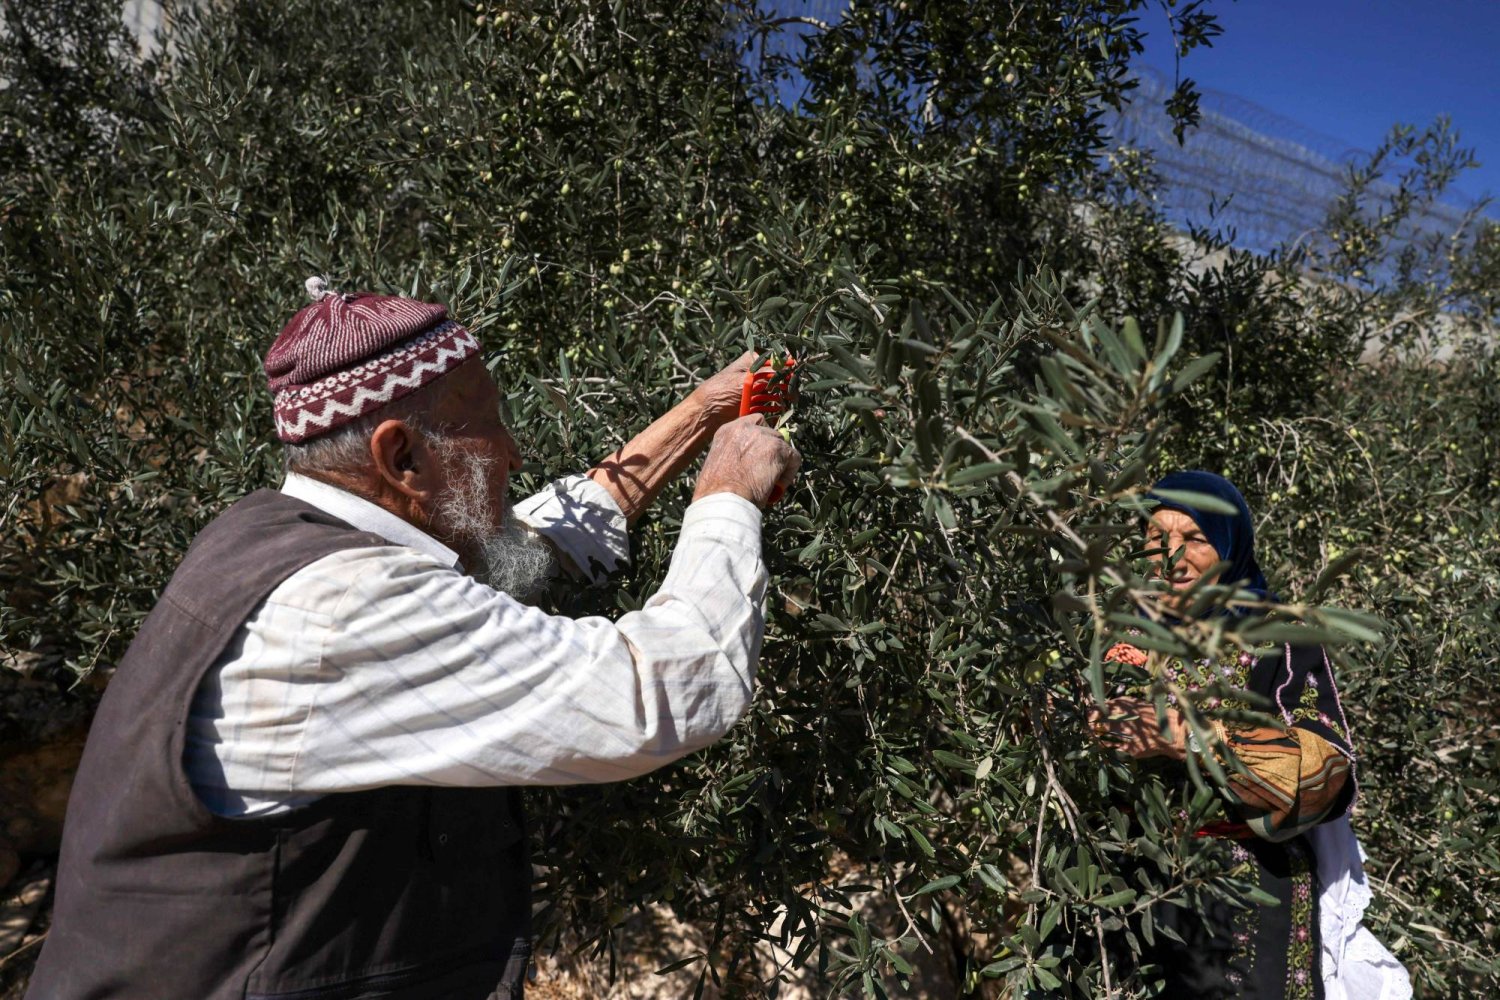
[0,866,51,956]
[0,730,87,859]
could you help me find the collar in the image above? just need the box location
[280,472,460,568]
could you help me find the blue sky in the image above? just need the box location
[1139,0,1500,205]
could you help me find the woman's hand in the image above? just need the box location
[1086,696,1187,761]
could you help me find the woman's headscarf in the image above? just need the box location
[1147,470,1273,602]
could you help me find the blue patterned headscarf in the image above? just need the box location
[1147,470,1273,602]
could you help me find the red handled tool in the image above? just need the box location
[739,354,797,506]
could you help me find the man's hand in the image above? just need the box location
[1085,696,1187,760]
[689,350,766,427]
[587,353,792,524]
[694,414,800,508]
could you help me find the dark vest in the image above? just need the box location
[27,491,531,1000]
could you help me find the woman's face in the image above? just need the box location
[1146,509,1221,590]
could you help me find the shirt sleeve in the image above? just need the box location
[194,492,765,802]
[511,473,629,584]
[1218,724,1352,842]
[1219,643,1357,842]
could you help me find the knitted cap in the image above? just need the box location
[265,277,481,443]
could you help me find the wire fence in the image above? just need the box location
[1114,67,1491,257]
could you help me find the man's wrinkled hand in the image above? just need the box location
[693,414,800,508]
[692,350,800,428]
[689,350,760,427]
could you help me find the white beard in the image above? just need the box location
[433,444,554,600]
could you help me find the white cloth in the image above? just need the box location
[1313,817,1413,1000]
[185,473,766,817]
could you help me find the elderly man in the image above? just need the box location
[28,281,799,1000]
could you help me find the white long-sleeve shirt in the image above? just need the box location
[184,472,766,817]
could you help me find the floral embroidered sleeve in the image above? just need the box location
[1222,643,1356,842]
[1102,640,1356,843]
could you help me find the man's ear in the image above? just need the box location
[369,418,438,502]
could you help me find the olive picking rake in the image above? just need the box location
[739,353,797,506]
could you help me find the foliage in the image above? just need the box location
[2,1,1497,997]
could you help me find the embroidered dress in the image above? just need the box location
[1106,641,1356,1000]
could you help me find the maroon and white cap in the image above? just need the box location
[265,277,481,443]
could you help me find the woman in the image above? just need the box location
[1089,471,1359,999]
